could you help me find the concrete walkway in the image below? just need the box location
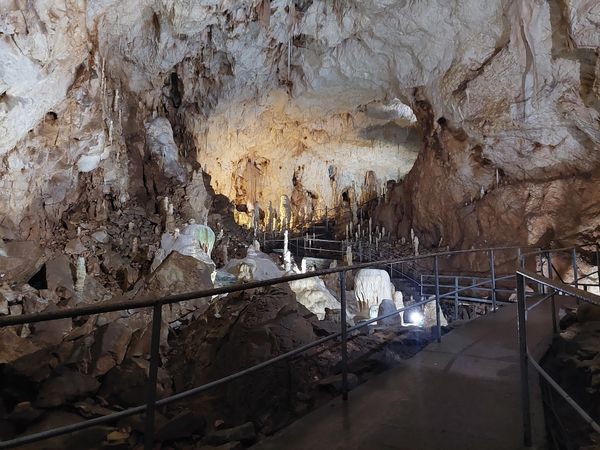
[253,297,572,450]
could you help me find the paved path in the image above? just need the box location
[253,297,572,450]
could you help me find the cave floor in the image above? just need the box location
[252,296,574,450]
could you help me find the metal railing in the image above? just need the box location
[0,246,528,449]
[516,261,600,447]
[520,244,600,293]
[391,247,529,317]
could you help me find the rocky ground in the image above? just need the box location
[0,276,438,449]
[540,302,600,449]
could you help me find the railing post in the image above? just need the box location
[144,303,162,450]
[490,250,497,311]
[339,271,348,401]
[517,273,532,447]
[545,252,558,335]
[434,255,441,343]
[454,276,459,320]
[596,244,600,291]
[572,248,579,289]
[517,247,524,269]
[551,291,558,334]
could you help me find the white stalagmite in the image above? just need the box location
[75,256,86,293]
[354,269,399,320]
[253,201,260,237]
[346,245,353,266]
[283,230,292,272]
[132,237,139,255]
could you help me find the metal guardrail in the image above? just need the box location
[0,245,529,449]
[516,264,600,447]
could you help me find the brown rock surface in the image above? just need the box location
[169,285,316,431]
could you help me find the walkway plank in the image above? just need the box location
[253,297,571,450]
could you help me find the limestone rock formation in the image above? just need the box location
[169,285,317,432]
[288,275,341,320]
[354,269,397,319]
[2,0,595,249]
[223,245,284,282]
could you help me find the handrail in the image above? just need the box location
[438,274,514,300]
[0,246,527,328]
[517,269,600,306]
[516,267,600,447]
[0,244,529,449]
[520,244,597,259]
[527,352,600,435]
[0,295,435,449]
[421,274,514,280]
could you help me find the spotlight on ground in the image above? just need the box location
[408,310,424,326]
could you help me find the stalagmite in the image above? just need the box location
[165,203,175,233]
[346,246,353,266]
[268,201,275,233]
[75,256,86,294]
[413,235,420,256]
[131,237,139,256]
[253,201,260,238]
[279,195,292,231]
[283,230,292,272]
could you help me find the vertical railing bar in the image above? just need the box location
[517,273,532,447]
[596,243,600,291]
[454,276,459,321]
[490,249,497,311]
[339,271,348,401]
[144,303,162,450]
[434,255,441,343]
[546,253,558,335]
[572,248,579,290]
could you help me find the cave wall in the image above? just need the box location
[382,0,600,250]
[0,0,599,247]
